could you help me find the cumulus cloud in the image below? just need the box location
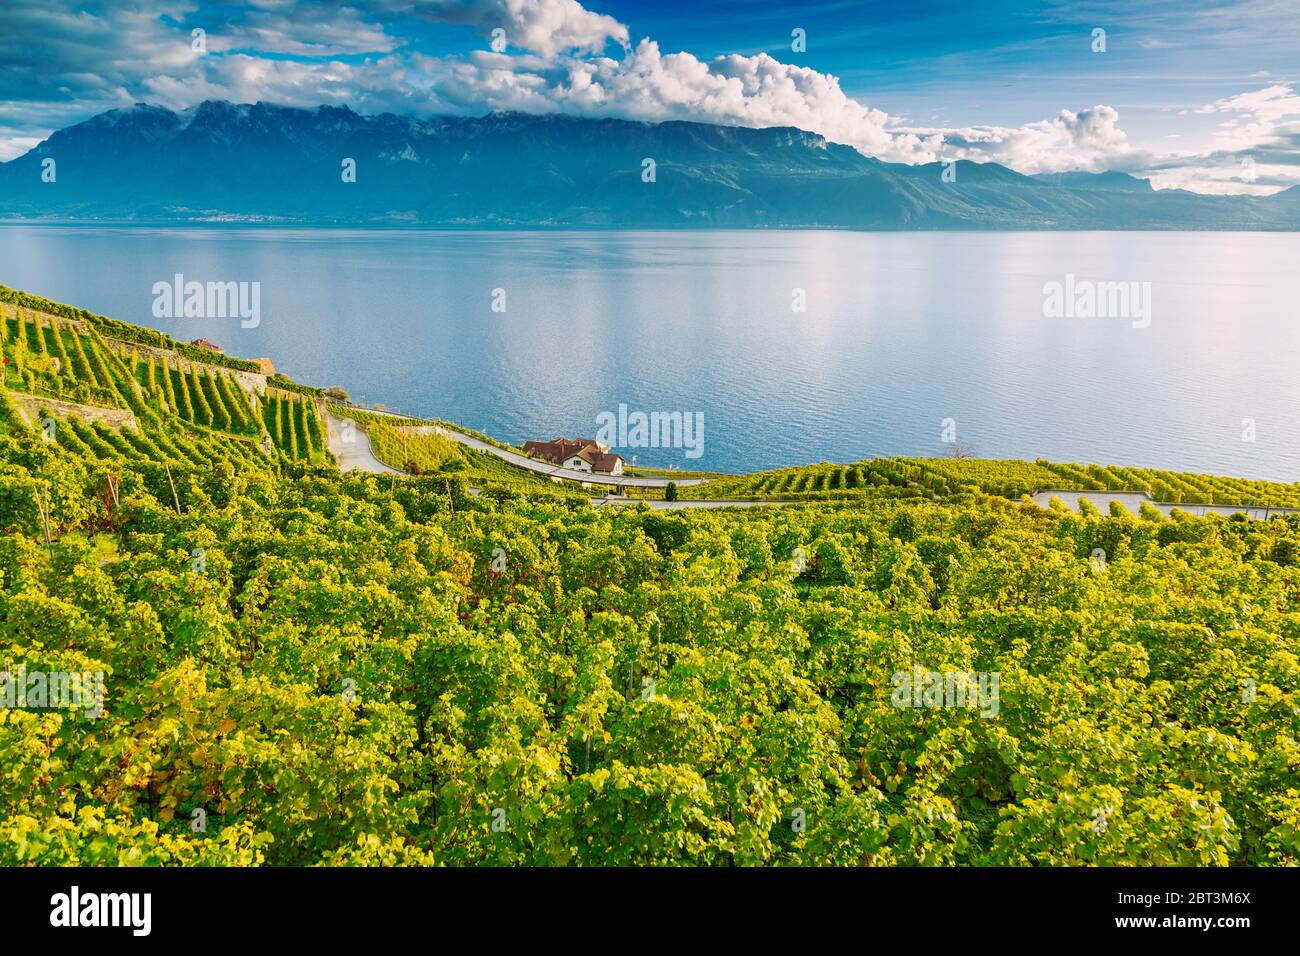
[1196,83,1300,152]
[909,106,1140,175]
[399,0,628,57]
[1137,83,1300,194]
[431,39,943,163]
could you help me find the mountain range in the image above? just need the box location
[1,100,1297,229]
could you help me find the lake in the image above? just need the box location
[2,225,1297,480]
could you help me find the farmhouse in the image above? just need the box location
[523,437,624,476]
[190,338,224,353]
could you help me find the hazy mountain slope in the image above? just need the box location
[1,101,1295,229]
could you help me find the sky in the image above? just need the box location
[1,0,1297,194]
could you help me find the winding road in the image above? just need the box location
[324,411,399,475]
[322,410,799,510]
[321,409,1294,519]
[325,406,708,488]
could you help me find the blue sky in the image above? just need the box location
[1,0,1297,192]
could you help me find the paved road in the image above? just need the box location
[324,411,399,474]
[325,407,1293,520]
[592,497,797,510]
[324,410,802,509]
[330,404,710,489]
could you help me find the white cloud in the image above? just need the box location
[1195,83,1300,153]
[402,0,628,57]
[909,106,1141,175]
[0,134,39,162]
[430,39,943,163]
[1138,83,1300,193]
[212,8,399,57]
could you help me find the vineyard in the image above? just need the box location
[325,403,527,455]
[682,456,1300,508]
[0,298,329,470]
[328,404,590,498]
[1,286,262,374]
[124,350,259,435]
[260,390,328,465]
[1,290,1299,867]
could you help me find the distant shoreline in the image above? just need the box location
[3,219,1299,234]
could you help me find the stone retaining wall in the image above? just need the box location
[9,393,138,431]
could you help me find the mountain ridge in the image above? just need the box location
[1,100,1295,230]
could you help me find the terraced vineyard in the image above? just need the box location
[122,348,260,434]
[679,458,1050,501]
[3,305,137,411]
[0,292,327,470]
[1033,460,1300,508]
[682,456,1300,508]
[261,390,328,465]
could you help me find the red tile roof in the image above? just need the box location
[523,438,621,473]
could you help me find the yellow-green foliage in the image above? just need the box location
[2,430,1299,866]
[3,289,1299,867]
[260,391,327,464]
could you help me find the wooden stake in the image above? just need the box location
[36,488,53,560]
[655,619,662,675]
[164,463,182,514]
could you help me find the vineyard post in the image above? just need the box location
[164,463,182,514]
[36,486,53,560]
[654,618,661,675]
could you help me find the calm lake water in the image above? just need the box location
[2,225,1298,480]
